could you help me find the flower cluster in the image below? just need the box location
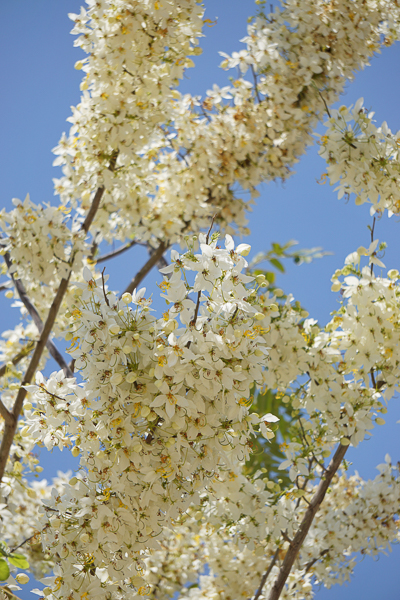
[23,235,272,599]
[146,457,400,600]
[51,0,400,247]
[319,98,400,215]
[0,195,86,287]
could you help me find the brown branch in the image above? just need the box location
[304,548,329,574]
[96,239,137,264]
[0,273,73,482]
[188,216,218,337]
[82,151,118,234]
[101,268,110,307]
[0,283,9,293]
[0,342,35,379]
[10,531,40,553]
[0,399,14,426]
[3,253,73,379]
[251,64,262,104]
[252,548,280,600]
[267,442,349,600]
[0,171,110,483]
[82,186,105,234]
[0,586,25,600]
[122,241,169,295]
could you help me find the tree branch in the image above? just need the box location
[122,241,169,295]
[10,531,40,553]
[304,548,329,574]
[0,172,109,483]
[0,586,24,600]
[82,151,118,234]
[252,547,280,600]
[3,253,73,379]
[0,399,14,426]
[0,342,35,379]
[96,239,137,264]
[267,442,349,600]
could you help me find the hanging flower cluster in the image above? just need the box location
[50,0,400,246]
[319,98,400,215]
[144,457,400,600]
[2,1,400,598]
[0,195,86,287]
[22,235,274,599]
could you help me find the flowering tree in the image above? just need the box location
[1,1,400,600]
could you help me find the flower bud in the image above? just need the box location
[254,312,265,321]
[16,573,29,585]
[122,292,132,304]
[236,243,251,256]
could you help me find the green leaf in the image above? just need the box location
[8,554,29,569]
[265,271,275,284]
[0,558,10,581]
[269,258,285,273]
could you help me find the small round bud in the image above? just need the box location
[16,573,29,585]
[122,292,132,304]
[141,406,150,417]
[254,312,265,321]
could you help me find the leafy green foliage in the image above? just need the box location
[244,388,294,487]
[243,240,326,487]
[0,558,10,582]
[248,239,329,280]
[0,543,29,581]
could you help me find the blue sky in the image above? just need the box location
[1,1,400,598]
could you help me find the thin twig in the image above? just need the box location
[10,531,40,553]
[251,547,280,600]
[96,239,137,264]
[298,417,327,474]
[206,214,217,244]
[251,64,262,104]
[0,342,35,379]
[267,442,349,600]
[280,530,292,545]
[188,216,217,331]
[122,241,169,296]
[370,216,376,276]
[0,283,9,293]
[304,549,329,574]
[101,268,110,307]
[318,89,331,119]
